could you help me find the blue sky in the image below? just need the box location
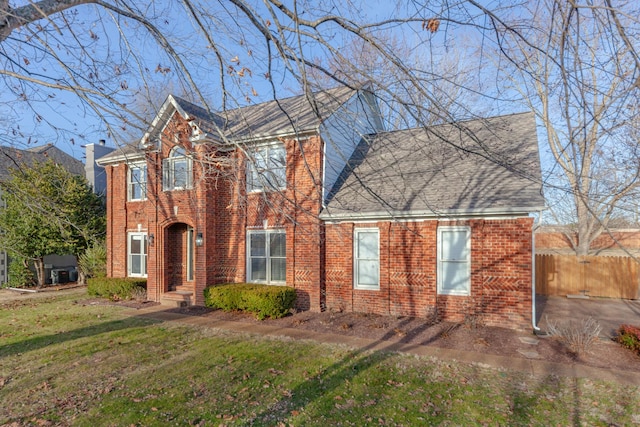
[0,0,510,162]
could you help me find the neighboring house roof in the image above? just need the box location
[0,144,84,179]
[320,112,545,220]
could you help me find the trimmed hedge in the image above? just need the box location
[87,277,147,301]
[204,283,296,320]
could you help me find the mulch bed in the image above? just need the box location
[150,304,640,374]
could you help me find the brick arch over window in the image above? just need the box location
[163,146,193,191]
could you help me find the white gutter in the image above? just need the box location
[320,206,547,222]
[96,151,145,166]
[531,211,542,332]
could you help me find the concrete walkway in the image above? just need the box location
[536,295,640,339]
[126,304,640,387]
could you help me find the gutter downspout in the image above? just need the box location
[532,212,542,332]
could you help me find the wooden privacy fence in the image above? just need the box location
[536,254,640,299]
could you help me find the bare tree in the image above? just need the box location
[490,0,640,255]
[1,1,640,238]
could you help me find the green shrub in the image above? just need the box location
[616,324,640,354]
[87,277,147,301]
[78,242,107,279]
[6,259,36,288]
[204,283,296,320]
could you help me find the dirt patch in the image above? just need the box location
[156,305,640,374]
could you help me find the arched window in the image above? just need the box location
[163,146,193,190]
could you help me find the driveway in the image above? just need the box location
[536,294,640,338]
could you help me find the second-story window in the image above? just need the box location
[247,143,286,192]
[163,146,192,191]
[128,163,147,201]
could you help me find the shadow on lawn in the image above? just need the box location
[247,317,583,426]
[0,316,161,358]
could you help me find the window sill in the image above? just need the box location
[163,187,192,192]
[354,285,380,291]
[247,187,287,194]
[437,291,471,297]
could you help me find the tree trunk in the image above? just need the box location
[33,257,46,288]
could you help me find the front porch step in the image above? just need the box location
[173,284,193,293]
[160,291,193,307]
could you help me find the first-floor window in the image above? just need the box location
[128,232,148,277]
[354,228,379,290]
[437,226,471,295]
[247,230,286,283]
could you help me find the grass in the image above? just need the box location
[1,289,639,426]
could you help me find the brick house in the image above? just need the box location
[97,86,545,329]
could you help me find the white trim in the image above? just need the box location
[127,162,147,201]
[353,228,380,290]
[187,226,195,282]
[437,226,471,296]
[163,146,193,191]
[233,129,317,145]
[246,229,286,284]
[320,208,544,222]
[246,143,287,193]
[127,232,148,278]
[96,151,145,166]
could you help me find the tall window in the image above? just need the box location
[163,146,192,191]
[128,163,147,201]
[354,228,379,290]
[437,226,471,295]
[247,230,286,284]
[128,232,148,277]
[247,143,286,192]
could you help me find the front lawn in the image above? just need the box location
[1,289,638,426]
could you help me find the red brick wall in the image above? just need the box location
[105,116,326,308]
[104,108,534,328]
[324,218,534,330]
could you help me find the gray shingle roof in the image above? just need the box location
[173,85,359,141]
[94,143,144,165]
[0,144,84,179]
[321,112,545,219]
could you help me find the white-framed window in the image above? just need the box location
[127,163,147,201]
[247,229,286,284]
[354,228,379,290]
[437,226,471,296]
[128,232,148,277]
[247,143,286,192]
[163,146,192,191]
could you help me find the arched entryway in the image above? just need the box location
[164,222,195,293]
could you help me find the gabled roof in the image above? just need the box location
[0,144,84,179]
[149,85,361,145]
[98,85,365,165]
[321,112,545,220]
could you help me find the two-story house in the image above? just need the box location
[97,85,545,329]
